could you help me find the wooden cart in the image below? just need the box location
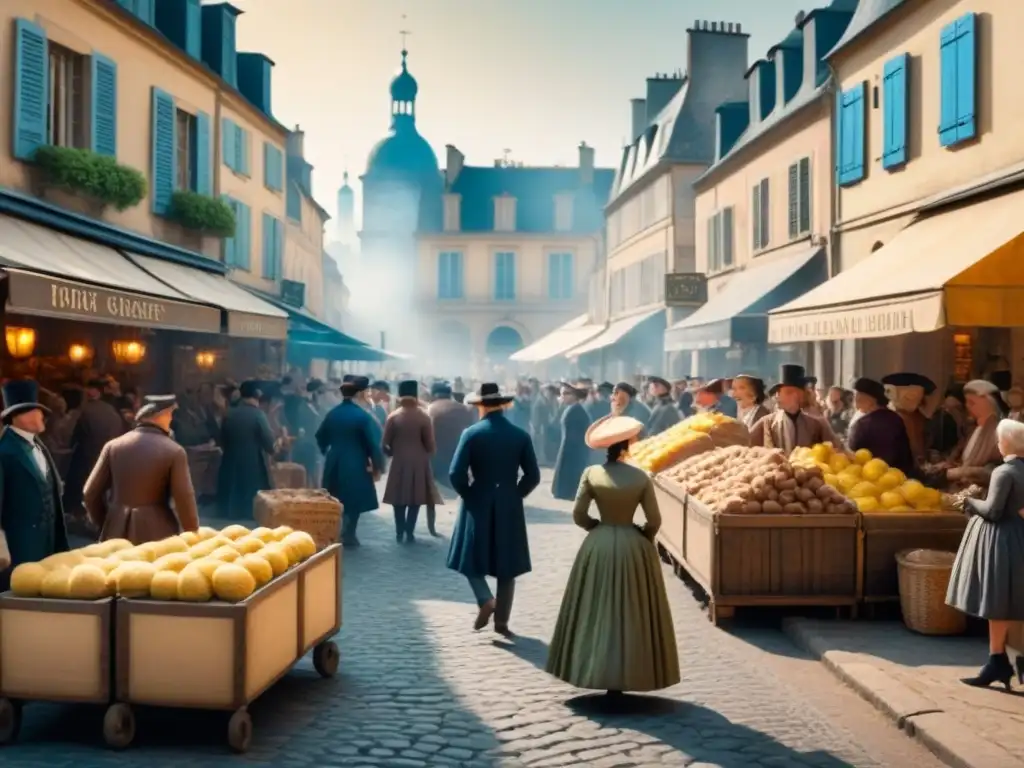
[0,596,116,744]
[653,478,685,569]
[859,511,968,605]
[653,479,860,624]
[111,544,342,753]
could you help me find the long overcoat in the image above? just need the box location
[216,402,275,520]
[551,401,592,501]
[382,405,442,506]
[0,429,69,592]
[446,411,540,581]
[647,396,682,436]
[316,399,386,516]
[427,397,474,489]
[64,398,125,506]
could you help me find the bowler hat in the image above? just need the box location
[239,380,261,400]
[431,381,452,398]
[585,416,644,450]
[397,380,418,400]
[1,380,50,423]
[371,380,390,393]
[852,377,888,406]
[769,364,810,395]
[465,382,514,406]
[341,376,370,396]
[881,372,937,395]
[136,394,177,421]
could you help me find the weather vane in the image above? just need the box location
[400,14,411,51]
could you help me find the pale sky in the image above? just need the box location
[226,0,815,231]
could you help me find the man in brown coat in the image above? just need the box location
[83,395,200,545]
[426,381,473,536]
[749,364,843,453]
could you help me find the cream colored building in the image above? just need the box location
[769,0,1024,386]
[584,21,750,380]
[668,3,858,381]
[414,143,612,377]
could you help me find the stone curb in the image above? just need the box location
[782,617,1019,768]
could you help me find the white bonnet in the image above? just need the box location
[964,379,999,397]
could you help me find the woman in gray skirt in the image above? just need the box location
[946,418,1024,690]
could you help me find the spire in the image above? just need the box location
[389,20,418,125]
[342,170,350,189]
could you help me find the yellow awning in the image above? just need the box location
[769,188,1024,342]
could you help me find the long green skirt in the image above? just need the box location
[546,524,680,692]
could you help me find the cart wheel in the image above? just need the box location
[102,703,135,750]
[0,698,22,745]
[228,708,253,754]
[313,640,340,678]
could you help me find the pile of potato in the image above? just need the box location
[9,524,319,603]
[661,445,857,515]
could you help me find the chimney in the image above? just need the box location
[714,102,750,161]
[645,74,684,124]
[630,98,647,141]
[686,19,749,92]
[445,144,465,187]
[287,126,304,158]
[770,30,803,109]
[155,0,202,58]
[200,3,242,88]
[237,52,274,114]
[800,5,857,91]
[578,141,595,184]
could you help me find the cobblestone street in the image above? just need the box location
[4,472,944,767]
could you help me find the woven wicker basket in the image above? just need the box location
[253,489,342,550]
[896,548,966,636]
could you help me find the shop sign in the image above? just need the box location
[280,280,306,308]
[768,302,926,343]
[227,311,289,340]
[7,270,220,333]
[665,273,708,307]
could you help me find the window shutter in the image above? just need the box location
[222,119,236,170]
[833,90,844,185]
[236,203,251,269]
[722,208,733,268]
[194,111,212,195]
[798,158,811,233]
[150,87,176,215]
[454,253,463,298]
[136,0,155,25]
[185,0,201,57]
[751,185,761,250]
[955,14,977,142]
[222,196,236,266]
[438,253,450,298]
[261,213,273,278]
[90,54,118,157]
[236,127,248,175]
[562,254,573,298]
[850,84,866,181]
[12,19,48,161]
[787,164,798,239]
[939,22,959,146]
[882,54,908,168]
[274,217,283,279]
[760,178,770,248]
[547,253,557,298]
[706,216,715,272]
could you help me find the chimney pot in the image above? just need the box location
[736,23,742,32]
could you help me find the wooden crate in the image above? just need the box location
[653,478,685,566]
[860,512,967,603]
[0,596,115,745]
[113,545,342,753]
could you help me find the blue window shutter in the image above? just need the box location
[150,87,176,215]
[222,118,235,170]
[833,89,844,185]
[562,254,573,298]
[438,253,449,298]
[286,183,301,220]
[236,127,248,175]
[453,253,463,298]
[840,91,854,182]
[185,0,202,58]
[90,54,117,157]
[12,19,48,161]
[136,0,155,25]
[236,204,250,269]
[882,54,908,169]
[261,213,271,278]
[939,21,959,147]
[494,253,503,298]
[194,111,211,195]
[955,14,977,142]
[274,218,283,279]
[547,253,557,298]
[850,84,865,181]
[263,143,270,189]
[222,196,236,266]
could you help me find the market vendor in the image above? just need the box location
[749,364,842,452]
[83,395,200,545]
[646,377,681,435]
[731,374,770,430]
[942,379,1006,489]
[847,378,917,477]
[881,372,936,465]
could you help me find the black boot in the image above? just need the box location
[426,505,440,537]
[1016,654,1024,685]
[961,652,1013,691]
[393,506,406,543]
[405,506,420,543]
[341,514,361,548]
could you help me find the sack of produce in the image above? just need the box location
[254,489,342,549]
[630,431,714,474]
[707,421,750,449]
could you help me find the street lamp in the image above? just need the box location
[5,326,36,359]
[195,350,217,369]
[112,340,146,365]
[68,343,93,364]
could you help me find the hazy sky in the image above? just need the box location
[226,0,815,230]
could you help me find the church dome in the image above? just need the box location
[390,52,418,102]
[365,130,439,179]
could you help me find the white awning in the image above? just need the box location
[127,253,288,340]
[567,308,664,358]
[510,314,604,362]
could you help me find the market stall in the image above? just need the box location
[0,523,342,753]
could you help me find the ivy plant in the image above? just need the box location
[168,190,236,238]
[33,146,147,211]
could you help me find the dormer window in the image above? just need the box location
[494,196,516,232]
[554,193,574,232]
[443,194,461,232]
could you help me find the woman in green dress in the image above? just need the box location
[546,416,681,694]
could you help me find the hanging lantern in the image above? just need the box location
[5,327,36,359]
[112,340,146,365]
[68,343,93,364]
[195,350,217,369]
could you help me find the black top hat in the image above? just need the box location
[1,380,50,423]
[306,379,325,394]
[852,377,888,406]
[341,376,370,396]
[614,381,637,398]
[371,380,390,392]
[397,380,418,400]
[647,376,671,391]
[769,364,809,395]
[136,394,177,421]
[989,370,1013,392]
[596,381,614,393]
[238,380,262,400]
[732,374,766,403]
[431,381,452,398]
[881,372,937,395]
[465,382,514,406]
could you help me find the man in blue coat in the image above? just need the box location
[0,380,69,591]
[446,383,540,635]
[551,381,592,501]
[317,376,386,548]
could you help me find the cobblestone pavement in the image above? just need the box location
[4,472,944,767]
